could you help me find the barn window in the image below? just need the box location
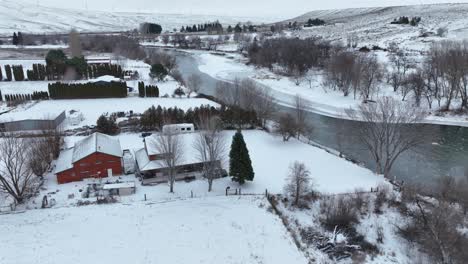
[71,172,76,177]
[80,163,89,167]
[181,128,185,131]
[187,127,192,131]
[96,161,102,164]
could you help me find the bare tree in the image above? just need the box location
[284,161,312,206]
[193,114,225,192]
[153,132,184,193]
[170,69,185,87]
[186,73,202,98]
[359,54,383,100]
[346,97,427,179]
[29,137,52,178]
[388,44,413,92]
[400,196,468,264]
[294,94,308,139]
[147,50,177,74]
[275,113,297,142]
[0,135,39,203]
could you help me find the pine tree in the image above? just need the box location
[12,32,18,45]
[5,65,12,81]
[229,130,254,184]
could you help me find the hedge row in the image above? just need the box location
[48,81,127,99]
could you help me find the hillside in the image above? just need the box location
[0,0,271,34]
[284,3,468,49]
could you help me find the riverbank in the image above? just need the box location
[192,50,468,128]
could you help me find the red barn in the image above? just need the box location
[55,132,123,184]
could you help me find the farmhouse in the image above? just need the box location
[134,133,223,185]
[55,132,123,184]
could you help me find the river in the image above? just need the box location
[152,47,468,185]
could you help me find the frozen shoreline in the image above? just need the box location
[194,51,468,128]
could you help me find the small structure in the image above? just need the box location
[68,110,84,126]
[0,110,65,132]
[122,149,135,174]
[55,132,123,184]
[102,181,136,196]
[134,134,222,185]
[162,123,195,134]
[85,56,111,65]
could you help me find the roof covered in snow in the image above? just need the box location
[54,148,74,174]
[73,132,122,162]
[55,132,122,173]
[135,148,164,172]
[143,136,160,156]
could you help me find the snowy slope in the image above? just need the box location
[285,3,468,49]
[0,0,272,34]
[0,197,308,264]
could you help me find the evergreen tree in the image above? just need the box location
[17,32,23,45]
[5,65,12,81]
[12,32,18,45]
[96,115,119,135]
[229,130,254,184]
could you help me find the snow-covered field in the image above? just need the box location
[0,196,308,264]
[33,130,383,208]
[0,97,217,129]
[0,0,274,34]
[0,129,385,264]
[287,3,468,51]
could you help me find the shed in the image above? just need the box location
[102,181,136,196]
[162,123,195,134]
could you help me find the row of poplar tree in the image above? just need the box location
[0,65,25,81]
[0,63,124,81]
[2,91,49,102]
[138,81,159,97]
[48,81,127,99]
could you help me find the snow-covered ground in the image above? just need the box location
[0,97,217,129]
[0,196,308,264]
[287,3,468,51]
[275,192,414,264]
[0,0,274,34]
[195,51,468,127]
[16,130,384,210]
[0,129,385,263]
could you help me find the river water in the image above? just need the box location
[152,47,468,185]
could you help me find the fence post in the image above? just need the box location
[191,190,193,198]
[239,188,242,195]
[144,194,147,201]
[225,186,230,196]
[265,189,268,198]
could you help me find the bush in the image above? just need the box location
[150,63,168,81]
[320,196,359,231]
[96,114,119,135]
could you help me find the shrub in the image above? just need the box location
[150,63,168,81]
[320,196,359,231]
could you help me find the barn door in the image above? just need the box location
[107,169,113,177]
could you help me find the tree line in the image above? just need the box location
[138,81,160,97]
[139,104,258,132]
[3,92,49,102]
[48,81,127,99]
[248,37,468,112]
[180,22,223,34]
